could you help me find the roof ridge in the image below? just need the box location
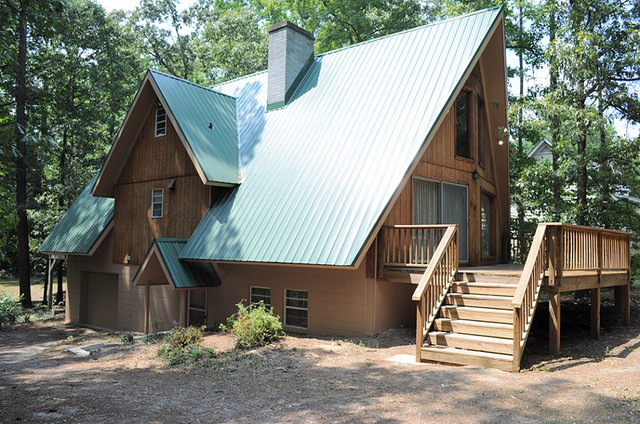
[155,237,189,243]
[149,69,237,101]
[316,6,502,59]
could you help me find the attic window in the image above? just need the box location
[155,107,167,137]
[151,188,163,218]
[455,89,471,159]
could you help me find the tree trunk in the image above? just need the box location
[549,0,562,221]
[576,96,588,226]
[16,0,32,308]
[516,4,526,260]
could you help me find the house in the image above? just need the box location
[39,7,510,336]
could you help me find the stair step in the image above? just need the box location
[421,345,513,372]
[433,318,513,339]
[445,293,513,309]
[451,282,517,296]
[457,271,521,284]
[440,306,512,324]
[427,331,513,355]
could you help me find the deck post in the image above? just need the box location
[549,291,561,354]
[590,287,600,338]
[614,285,631,326]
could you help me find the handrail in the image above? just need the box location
[381,225,449,267]
[511,223,631,371]
[512,224,548,371]
[411,225,458,361]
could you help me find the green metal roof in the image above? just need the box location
[135,238,221,288]
[39,174,114,254]
[149,70,239,185]
[180,7,504,265]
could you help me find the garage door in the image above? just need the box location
[82,272,118,329]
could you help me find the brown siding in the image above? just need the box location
[209,263,384,337]
[383,64,506,265]
[113,105,210,264]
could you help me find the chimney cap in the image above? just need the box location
[268,21,315,40]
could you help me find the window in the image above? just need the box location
[250,287,271,307]
[478,96,487,167]
[155,107,167,137]
[285,289,308,329]
[151,188,163,218]
[455,89,471,159]
[481,193,493,258]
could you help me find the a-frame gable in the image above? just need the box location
[93,70,238,198]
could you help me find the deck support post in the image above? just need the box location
[549,291,561,354]
[590,287,600,338]
[614,285,630,326]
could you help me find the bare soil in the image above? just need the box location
[1,291,639,424]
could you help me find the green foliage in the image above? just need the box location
[220,301,284,349]
[120,332,135,345]
[158,326,214,366]
[0,295,21,327]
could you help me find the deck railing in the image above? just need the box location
[512,223,631,370]
[380,225,450,267]
[411,225,458,361]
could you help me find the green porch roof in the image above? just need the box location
[149,69,239,185]
[39,174,114,255]
[180,7,504,265]
[134,238,221,289]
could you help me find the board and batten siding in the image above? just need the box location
[383,65,507,265]
[207,262,414,336]
[113,103,210,264]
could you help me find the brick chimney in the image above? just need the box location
[267,21,315,110]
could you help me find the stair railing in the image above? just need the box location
[512,223,548,372]
[412,225,458,361]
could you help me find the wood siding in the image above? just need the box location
[113,104,210,264]
[208,263,414,336]
[384,65,507,265]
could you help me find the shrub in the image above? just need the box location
[157,326,214,366]
[220,301,284,349]
[0,295,21,327]
[120,333,135,345]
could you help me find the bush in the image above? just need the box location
[220,301,284,349]
[0,295,21,327]
[120,333,135,345]
[157,326,214,366]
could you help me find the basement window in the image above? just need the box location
[285,289,308,329]
[151,188,164,218]
[250,287,271,307]
[155,107,167,137]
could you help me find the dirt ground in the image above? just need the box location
[1,291,639,424]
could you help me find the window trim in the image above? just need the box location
[151,188,164,219]
[250,286,271,307]
[454,87,473,161]
[155,107,167,138]
[284,289,308,330]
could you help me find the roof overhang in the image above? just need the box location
[133,238,222,289]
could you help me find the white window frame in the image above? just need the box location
[151,188,164,218]
[284,289,308,330]
[155,107,167,137]
[250,286,271,307]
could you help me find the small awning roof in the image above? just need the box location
[133,238,221,289]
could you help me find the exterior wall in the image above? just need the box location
[113,103,209,264]
[208,261,414,336]
[383,64,509,265]
[66,231,183,332]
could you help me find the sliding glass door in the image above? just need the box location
[413,178,468,262]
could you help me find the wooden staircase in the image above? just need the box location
[420,271,520,372]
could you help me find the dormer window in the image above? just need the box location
[155,107,167,137]
[151,188,163,218]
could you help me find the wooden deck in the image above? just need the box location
[379,224,632,371]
